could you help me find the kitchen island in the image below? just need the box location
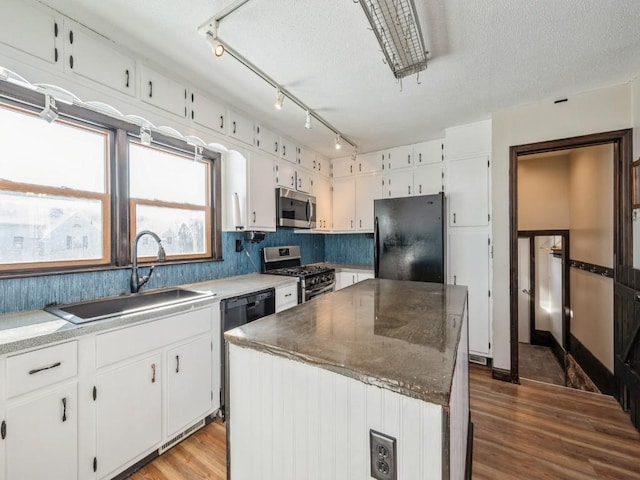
[225,278,470,480]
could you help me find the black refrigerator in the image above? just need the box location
[374,193,445,283]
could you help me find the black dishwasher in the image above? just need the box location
[220,288,275,418]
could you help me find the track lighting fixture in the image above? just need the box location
[195,145,204,162]
[274,88,284,110]
[140,125,152,146]
[205,32,225,57]
[305,110,312,129]
[335,135,342,150]
[351,146,358,161]
[39,94,58,123]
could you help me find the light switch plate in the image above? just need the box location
[370,429,397,480]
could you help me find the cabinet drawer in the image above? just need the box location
[6,341,78,398]
[276,284,298,313]
[97,306,212,368]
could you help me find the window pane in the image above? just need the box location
[0,191,104,265]
[135,205,206,257]
[130,144,207,205]
[0,106,107,193]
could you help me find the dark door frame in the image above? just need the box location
[509,129,633,385]
[518,230,570,353]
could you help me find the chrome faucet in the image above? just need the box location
[131,230,166,293]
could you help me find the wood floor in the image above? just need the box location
[130,365,640,480]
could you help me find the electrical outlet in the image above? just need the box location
[235,239,243,252]
[370,430,397,480]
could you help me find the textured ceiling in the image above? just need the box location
[41,0,640,157]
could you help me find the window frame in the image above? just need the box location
[0,82,222,277]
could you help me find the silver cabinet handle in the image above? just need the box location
[61,397,67,422]
[29,362,61,375]
[253,211,257,223]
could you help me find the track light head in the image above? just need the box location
[305,110,312,129]
[39,94,58,123]
[205,32,225,57]
[334,135,342,150]
[140,125,152,146]
[274,88,284,110]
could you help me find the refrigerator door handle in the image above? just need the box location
[374,216,380,278]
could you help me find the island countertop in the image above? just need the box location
[225,278,468,406]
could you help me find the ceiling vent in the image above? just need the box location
[357,0,428,79]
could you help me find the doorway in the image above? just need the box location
[509,130,633,401]
[518,231,569,387]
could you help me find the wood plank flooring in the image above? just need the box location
[130,365,640,480]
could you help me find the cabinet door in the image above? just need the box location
[167,336,212,437]
[331,178,355,231]
[190,90,226,134]
[247,154,276,230]
[97,354,162,479]
[66,22,135,96]
[315,155,328,176]
[5,383,77,480]
[140,65,187,117]
[414,163,443,196]
[296,170,312,194]
[413,140,443,166]
[449,232,490,356]
[356,272,374,282]
[0,0,60,66]
[355,175,382,231]
[447,155,489,226]
[313,175,332,231]
[383,171,414,198]
[386,145,413,170]
[256,125,279,155]
[279,137,295,163]
[297,147,315,171]
[228,110,254,146]
[275,162,296,189]
[332,157,355,178]
[357,152,381,175]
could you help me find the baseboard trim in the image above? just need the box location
[532,329,552,347]
[548,331,566,368]
[569,333,615,396]
[465,420,474,480]
[492,367,516,383]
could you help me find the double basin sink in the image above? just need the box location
[45,288,215,324]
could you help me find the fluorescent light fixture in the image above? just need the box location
[335,135,342,150]
[274,88,284,110]
[206,32,225,57]
[39,94,58,123]
[305,110,312,129]
[140,125,152,146]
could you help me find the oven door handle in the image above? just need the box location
[308,281,335,298]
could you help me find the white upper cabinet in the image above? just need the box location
[447,155,490,227]
[445,120,492,159]
[0,0,60,66]
[247,153,276,230]
[315,155,328,176]
[332,157,355,178]
[228,110,255,146]
[279,137,295,163]
[332,178,356,231]
[312,174,332,231]
[140,64,187,117]
[383,171,414,198]
[190,90,226,134]
[357,152,381,175]
[296,169,313,194]
[255,125,279,156]
[355,175,382,230]
[384,144,413,170]
[414,163,443,196]
[66,21,136,96]
[414,140,443,166]
[275,161,296,189]
[297,146,315,171]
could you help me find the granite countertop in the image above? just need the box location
[225,279,468,405]
[0,273,297,356]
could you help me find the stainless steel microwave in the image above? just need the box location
[276,188,316,229]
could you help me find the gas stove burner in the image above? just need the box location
[268,265,333,278]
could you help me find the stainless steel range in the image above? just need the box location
[263,245,335,303]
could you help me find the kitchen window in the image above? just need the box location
[129,142,213,261]
[0,104,110,271]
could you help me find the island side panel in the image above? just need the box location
[228,343,444,480]
[447,308,470,480]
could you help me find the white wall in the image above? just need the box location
[492,83,632,370]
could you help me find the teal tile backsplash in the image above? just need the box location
[0,230,373,314]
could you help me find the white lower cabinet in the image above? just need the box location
[276,283,298,313]
[97,353,162,479]
[336,271,374,290]
[4,382,78,480]
[167,336,213,437]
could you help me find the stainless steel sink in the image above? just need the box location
[45,288,215,324]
